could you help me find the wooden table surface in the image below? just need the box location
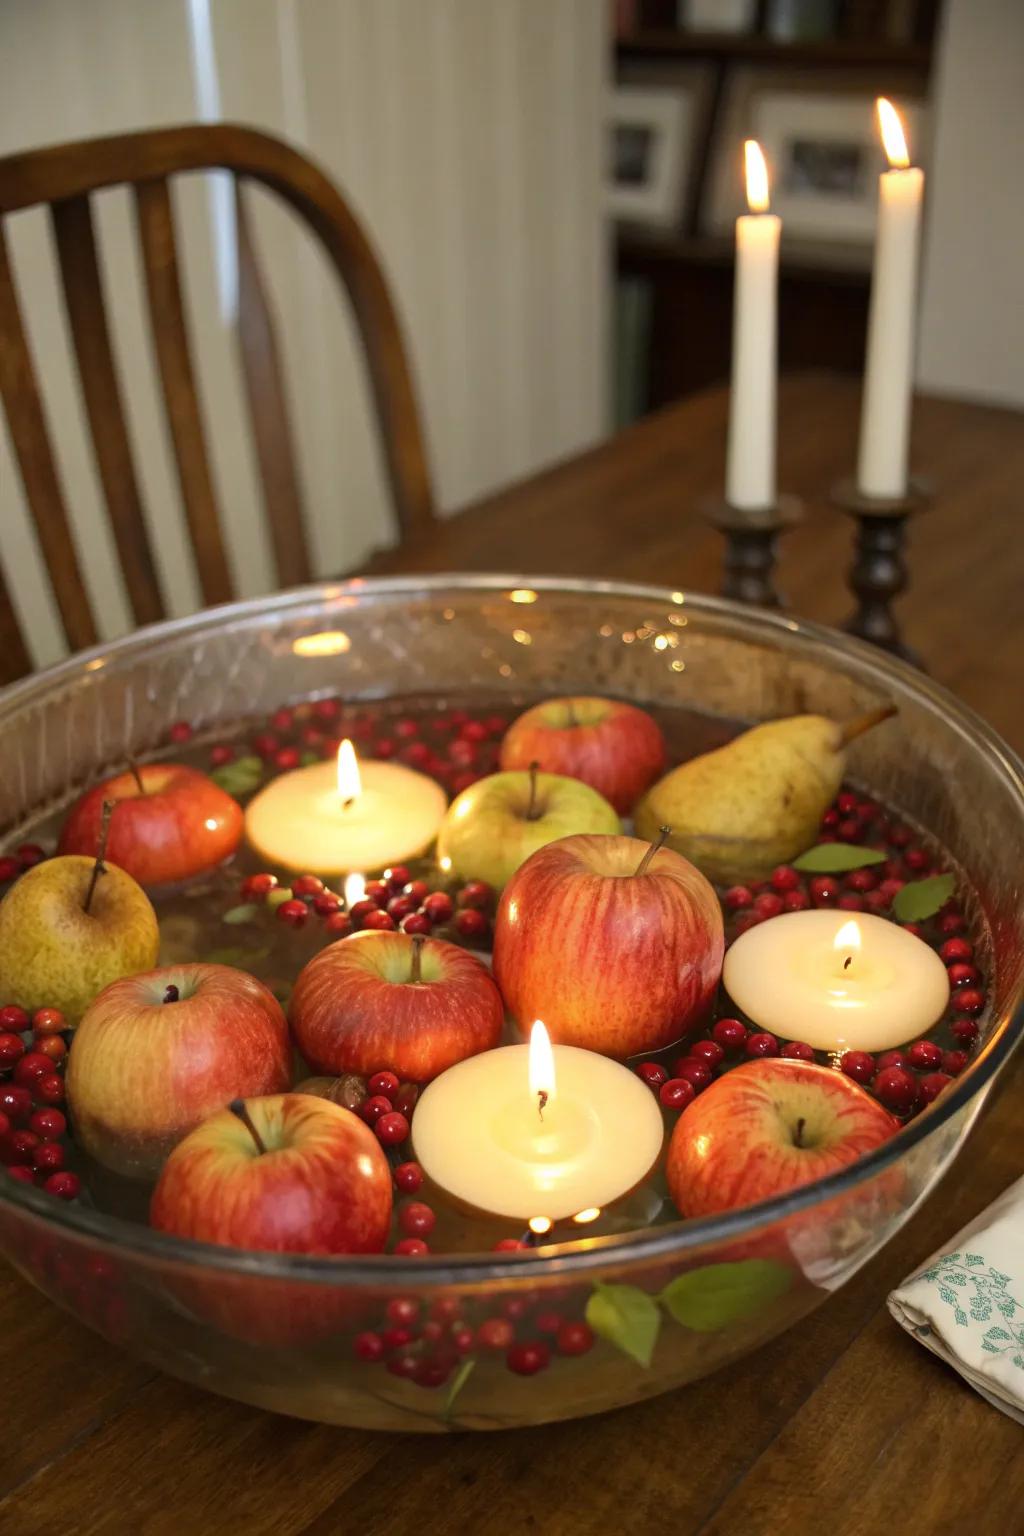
[2,373,1022,1535]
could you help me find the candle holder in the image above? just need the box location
[701,495,803,609]
[832,478,931,666]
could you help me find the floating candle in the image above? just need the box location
[723,910,950,1053]
[412,1022,664,1222]
[244,740,447,875]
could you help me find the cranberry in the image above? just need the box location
[671,1058,713,1093]
[955,988,985,1015]
[907,1040,943,1072]
[873,1066,920,1114]
[845,868,878,893]
[241,872,278,900]
[878,878,905,904]
[291,873,325,898]
[781,1041,815,1061]
[0,1005,29,1030]
[459,720,490,744]
[0,1086,31,1123]
[393,1238,429,1256]
[940,938,974,965]
[387,895,417,922]
[325,912,352,936]
[947,963,980,990]
[753,892,784,919]
[840,1050,875,1085]
[5,1166,34,1185]
[862,890,890,915]
[837,818,862,842]
[36,1036,67,1064]
[313,892,342,917]
[401,912,432,935]
[951,1017,979,1046]
[919,1071,953,1104]
[659,1077,696,1111]
[302,728,326,750]
[904,847,930,872]
[210,743,235,768]
[837,895,864,912]
[492,1238,527,1253]
[449,771,479,795]
[423,891,454,924]
[820,809,840,830]
[689,1039,725,1068]
[275,898,309,928]
[533,1309,563,1336]
[477,1318,514,1352]
[394,1161,423,1194]
[724,885,753,912]
[168,721,193,744]
[348,898,380,927]
[770,866,801,894]
[877,1050,909,1072]
[374,738,398,761]
[455,909,489,941]
[783,890,811,912]
[506,1341,550,1376]
[457,881,493,912]
[836,791,859,814]
[385,865,411,890]
[637,1062,668,1089]
[936,912,966,936]
[0,1033,26,1070]
[809,877,840,906]
[941,1049,969,1077]
[270,706,295,732]
[29,1108,65,1141]
[353,1331,385,1363]
[451,1325,475,1354]
[32,1141,65,1173]
[4,1130,39,1166]
[359,1095,394,1126]
[901,922,926,938]
[364,880,391,906]
[888,825,913,848]
[376,1111,410,1146]
[393,1083,419,1118]
[252,732,279,758]
[273,746,300,771]
[363,910,396,932]
[13,1052,52,1088]
[732,912,764,937]
[745,1032,779,1059]
[712,1018,747,1053]
[556,1321,594,1357]
[399,1202,436,1238]
[0,857,20,883]
[448,740,477,768]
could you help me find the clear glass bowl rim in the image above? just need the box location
[1,573,1021,1288]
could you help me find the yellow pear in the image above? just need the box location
[634,706,895,886]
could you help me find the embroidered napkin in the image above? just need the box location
[887,1174,1024,1424]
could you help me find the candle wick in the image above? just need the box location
[536,1089,548,1121]
[843,955,853,971]
[342,796,356,811]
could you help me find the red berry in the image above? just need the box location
[0,1033,26,1070]
[954,988,985,1015]
[252,731,279,759]
[381,1326,415,1352]
[809,877,840,906]
[457,881,493,912]
[273,746,301,771]
[313,892,342,917]
[745,1032,779,1059]
[385,1351,420,1380]
[862,889,889,914]
[783,889,811,912]
[364,880,391,906]
[753,892,784,919]
[460,720,490,744]
[507,1341,550,1376]
[451,1325,474,1353]
[168,720,192,743]
[919,1071,953,1104]
[403,879,430,905]
[393,1238,429,1256]
[423,891,454,924]
[712,1018,747,1052]
[888,824,913,848]
[395,718,419,740]
[241,872,277,900]
[455,909,489,941]
[359,1095,394,1126]
[393,1082,419,1117]
[837,791,859,814]
[448,739,477,768]
[837,818,861,842]
[905,847,930,872]
[492,1238,527,1253]
[671,1058,713,1093]
[770,866,800,894]
[31,1007,64,1036]
[291,873,325,897]
[901,922,926,938]
[13,1052,51,1088]
[907,1040,942,1072]
[781,1041,815,1061]
[940,938,973,965]
[449,771,480,796]
[349,898,381,927]
[29,1108,65,1141]
[0,1005,29,1030]
[0,1086,31,1123]
[270,707,295,732]
[36,1036,67,1064]
[941,1049,969,1077]
[385,1295,420,1328]
[844,868,878,892]
[840,1050,875,1085]
[387,894,417,922]
[659,1077,696,1111]
[556,1321,594,1357]
[401,912,432,936]
[325,912,352,936]
[4,1130,39,1166]
[394,1161,423,1193]
[477,1318,514,1351]
[731,912,764,938]
[947,963,980,990]
[484,714,507,735]
[6,1166,34,1185]
[820,809,840,830]
[0,857,21,883]
[385,865,411,890]
[399,1202,436,1237]
[637,1062,668,1089]
[878,878,905,904]
[313,699,342,724]
[873,1066,920,1114]
[689,1038,725,1068]
[724,885,753,912]
[32,1141,65,1173]
[534,1309,563,1336]
[877,1049,909,1072]
[837,895,864,912]
[368,1070,400,1098]
[363,910,396,932]
[951,1017,979,1046]
[936,912,965,936]
[353,1330,385,1363]
[376,1111,410,1146]
[275,898,309,928]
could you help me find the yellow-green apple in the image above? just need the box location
[59,763,243,887]
[0,854,159,1023]
[667,1059,898,1218]
[499,696,666,814]
[493,831,723,1059]
[67,963,291,1178]
[436,767,619,891]
[290,931,504,1081]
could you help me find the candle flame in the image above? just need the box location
[744,139,770,213]
[336,738,362,805]
[877,98,910,169]
[529,1020,556,1106]
[343,872,366,909]
[834,919,862,971]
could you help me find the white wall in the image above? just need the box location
[0,0,609,668]
[917,0,1024,407]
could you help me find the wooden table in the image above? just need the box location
[2,373,1022,1535]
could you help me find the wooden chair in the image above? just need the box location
[0,123,436,683]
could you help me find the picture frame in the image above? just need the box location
[607,69,713,231]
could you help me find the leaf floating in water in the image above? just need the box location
[211,755,264,798]
[659,1258,791,1333]
[892,873,956,923]
[443,1358,476,1420]
[793,843,888,874]
[222,903,260,925]
[201,945,271,968]
[585,1281,660,1367]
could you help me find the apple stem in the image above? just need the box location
[634,825,671,877]
[525,761,541,821]
[565,698,578,728]
[127,758,145,795]
[794,1117,806,1149]
[83,799,115,914]
[410,934,424,984]
[838,703,897,748]
[229,1099,267,1156]
[163,984,179,1004]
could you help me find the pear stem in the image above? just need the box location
[83,799,115,914]
[229,1099,267,1155]
[838,704,897,748]
[525,761,541,821]
[635,825,671,876]
[409,933,424,984]
[565,699,578,728]
[127,758,145,795]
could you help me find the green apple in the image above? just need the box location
[436,768,620,890]
[0,855,160,1023]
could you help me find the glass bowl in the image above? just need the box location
[0,577,1021,1432]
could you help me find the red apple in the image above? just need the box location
[493,832,723,1059]
[290,931,504,1081]
[499,696,666,814]
[59,763,243,886]
[66,963,292,1178]
[667,1059,898,1218]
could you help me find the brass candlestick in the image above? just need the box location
[702,495,803,609]
[832,478,931,666]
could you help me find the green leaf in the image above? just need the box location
[892,873,956,923]
[222,902,259,925]
[659,1259,791,1334]
[585,1282,660,1368]
[210,755,264,796]
[300,750,320,767]
[200,945,270,968]
[443,1358,475,1419]
[793,843,888,873]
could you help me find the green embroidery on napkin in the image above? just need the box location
[919,1250,1024,1369]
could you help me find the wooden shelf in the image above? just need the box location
[617,30,931,71]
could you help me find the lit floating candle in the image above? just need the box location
[725,140,781,512]
[244,739,447,875]
[723,911,949,1054]
[856,98,925,499]
[412,1022,663,1222]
